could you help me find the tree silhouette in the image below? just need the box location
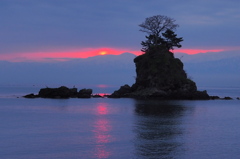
[162,29,183,50]
[139,15,183,52]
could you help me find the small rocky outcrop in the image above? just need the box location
[210,96,220,100]
[24,86,92,99]
[23,93,39,98]
[39,86,78,98]
[92,94,103,98]
[223,96,233,100]
[109,84,132,98]
[110,48,210,100]
[78,89,92,98]
[210,96,236,100]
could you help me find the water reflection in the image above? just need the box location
[92,102,113,158]
[96,104,109,115]
[133,100,187,159]
[93,119,112,144]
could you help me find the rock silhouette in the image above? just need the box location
[24,86,92,98]
[110,48,210,99]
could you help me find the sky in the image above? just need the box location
[1,0,240,62]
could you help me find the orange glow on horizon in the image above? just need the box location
[0,47,230,62]
[99,51,107,55]
[0,48,141,62]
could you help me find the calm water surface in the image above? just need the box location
[0,86,240,159]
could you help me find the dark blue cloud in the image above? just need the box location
[0,0,239,55]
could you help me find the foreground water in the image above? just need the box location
[0,86,240,159]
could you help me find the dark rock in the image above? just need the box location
[109,84,132,98]
[210,96,220,100]
[69,88,78,97]
[92,94,103,98]
[168,90,210,100]
[38,86,77,98]
[103,94,110,98]
[23,93,39,98]
[24,86,95,99]
[128,87,167,99]
[237,97,240,100]
[78,89,92,98]
[110,48,210,99]
[223,96,233,100]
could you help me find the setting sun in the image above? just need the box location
[99,51,107,55]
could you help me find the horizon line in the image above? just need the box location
[0,47,230,62]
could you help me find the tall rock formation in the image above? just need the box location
[110,48,209,99]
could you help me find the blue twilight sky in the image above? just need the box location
[0,0,240,61]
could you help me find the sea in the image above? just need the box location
[0,85,240,159]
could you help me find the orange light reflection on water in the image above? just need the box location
[92,102,114,158]
[94,118,112,144]
[97,104,109,115]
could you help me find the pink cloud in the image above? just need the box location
[0,48,141,62]
[0,47,232,62]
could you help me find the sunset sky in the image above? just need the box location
[1,0,240,62]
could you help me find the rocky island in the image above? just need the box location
[109,47,209,99]
[24,86,93,98]
[109,15,209,99]
[24,15,231,100]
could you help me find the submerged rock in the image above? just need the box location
[223,96,233,100]
[23,93,39,98]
